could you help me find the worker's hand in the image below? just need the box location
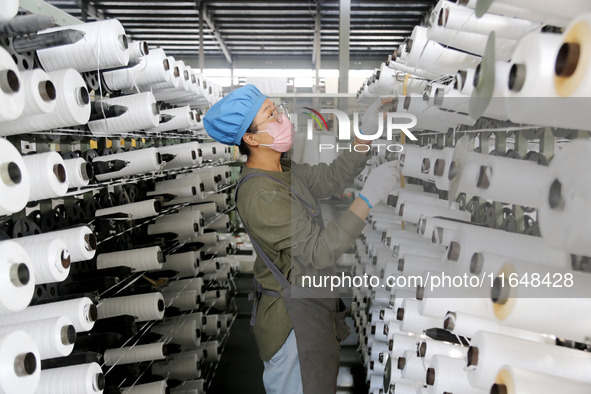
[358,161,400,208]
[359,97,397,137]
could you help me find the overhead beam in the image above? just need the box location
[195,1,232,65]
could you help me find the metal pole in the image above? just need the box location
[198,6,205,72]
[338,0,350,95]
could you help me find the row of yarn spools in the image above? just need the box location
[358,0,591,133]
[0,12,221,138]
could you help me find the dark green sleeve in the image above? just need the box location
[243,183,367,272]
[295,149,368,199]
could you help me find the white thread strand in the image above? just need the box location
[11,238,70,284]
[22,152,68,201]
[0,138,31,215]
[37,363,103,394]
[0,316,75,359]
[36,19,129,72]
[0,330,40,394]
[0,297,96,332]
[98,292,165,322]
[17,226,96,263]
[0,241,34,314]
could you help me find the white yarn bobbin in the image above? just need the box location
[0,138,31,215]
[19,69,56,116]
[158,141,203,170]
[103,342,167,366]
[98,292,165,322]
[0,296,97,332]
[0,47,25,122]
[17,226,96,263]
[151,352,201,381]
[36,19,129,72]
[0,69,90,135]
[0,330,40,394]
[122,380,167,394]
[0,240,34,314]
[97,246,164,271]
[22,151,68,201]
[94,199,161,220]
[161,251,200,278]
[11,238,70,284]
[63,157,92,188]
[37,362,104,394]
[92,147,162,181]
[163,290,200,311]
[0,316,76,359]
[88,92,159,136]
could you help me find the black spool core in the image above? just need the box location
[17,263,30,285]
[426,368,435,385]
[548,179,564,210]
[24,352,36,374]
[89,304,98,322]
[78,87,90,105]
[491,384,508,394]
[66,325,77,344]
[53,164,67,183]
[555,42,580,77]
[508,63,526,92]
[96,373,105,391]
[7,162,21,184]
[2,69,20,93]
[40,80,56,101]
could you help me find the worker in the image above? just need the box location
[204,84,399,394]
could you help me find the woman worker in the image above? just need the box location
[204,84,399,393]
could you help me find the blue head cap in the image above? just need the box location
[203,84,267,146]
